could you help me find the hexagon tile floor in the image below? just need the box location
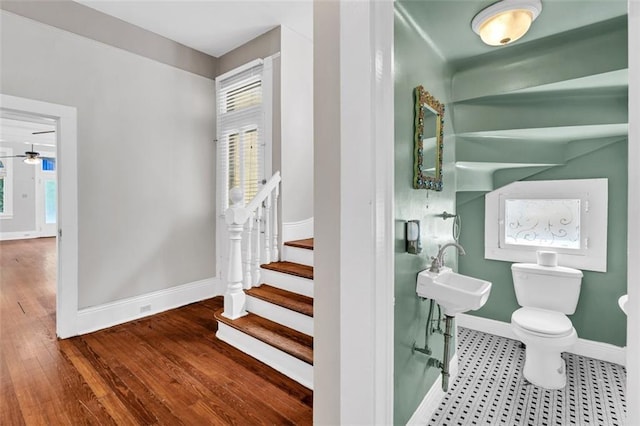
[428,327,627,426]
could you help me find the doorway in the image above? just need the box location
[1,93,78,338]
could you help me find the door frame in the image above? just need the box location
[0,94,78,338]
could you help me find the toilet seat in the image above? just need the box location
[512,307,573,337]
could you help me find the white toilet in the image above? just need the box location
[510,252,583,390]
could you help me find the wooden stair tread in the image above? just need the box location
[261,261,313,280]
[284,238,314,250]
[246,285,314,317]
[214,309,313,365]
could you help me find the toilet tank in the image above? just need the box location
[511,263,583,314]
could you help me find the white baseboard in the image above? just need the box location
[76,277,222,336]
[216,321,313,389]
[407,353,459,425]
[282,217,313,243]
[0,230,40,241]
[457,313,627,366]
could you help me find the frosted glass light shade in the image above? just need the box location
[472,0,542,46]
[23,155,41,165]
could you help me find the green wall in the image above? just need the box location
[458,140,628,346]
[394,3,457,424]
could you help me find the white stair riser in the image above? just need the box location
[216,322,313,389]
[282,245,314,267]
[260,269,313,297]
[246,295,314,337]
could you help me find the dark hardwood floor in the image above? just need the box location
[1,238,313,425]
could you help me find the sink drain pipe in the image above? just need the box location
[441,315,454,392]
[425,314,453,392]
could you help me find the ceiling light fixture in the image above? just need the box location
[472,0,542,46]
[23,149,41,165]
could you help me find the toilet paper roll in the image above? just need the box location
[537,250,558,267]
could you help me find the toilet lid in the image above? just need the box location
[512,307,573,336]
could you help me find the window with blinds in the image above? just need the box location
[216,61,265,209]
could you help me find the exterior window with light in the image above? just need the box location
[216,59,271,209]
[485,178,608,272]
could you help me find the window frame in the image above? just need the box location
[215,58,272,212]
[499,194,586,255]
[485,178,608,272]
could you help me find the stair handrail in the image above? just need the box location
[222,171,281,320]
[246,171,281,212]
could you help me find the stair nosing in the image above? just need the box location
[246,285,314,317]
[283,238,314,251]
[215,309,313,365]
[261,261,314,280]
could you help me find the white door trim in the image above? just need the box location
[626,2,639,424]
[313,1,394,424]
[0,94,78,338]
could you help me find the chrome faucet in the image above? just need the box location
[429,242,466,273]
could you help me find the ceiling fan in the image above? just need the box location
[0,144,41,164]
[0,130,55,165]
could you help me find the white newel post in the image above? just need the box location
[224,188,248,319]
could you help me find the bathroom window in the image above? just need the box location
[502,198,582,250]
[485,178,608,272]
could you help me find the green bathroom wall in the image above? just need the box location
[394,3,458,424]
[458,140,628,346]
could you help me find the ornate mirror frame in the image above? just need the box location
[413,85,445,191]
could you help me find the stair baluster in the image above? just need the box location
[264,193,272,264]
[253,206,263,286]
[224,171,282,318]
[243,211,254,290]
[272,185,280,261]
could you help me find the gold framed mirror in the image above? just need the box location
[413,86,445,190]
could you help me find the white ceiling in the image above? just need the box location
[0,117,57,148]
[75,0,313,57]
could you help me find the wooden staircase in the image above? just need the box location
[215,238,314,389]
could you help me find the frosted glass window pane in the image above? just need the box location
[44,180,57,224]
[504,199,580,249]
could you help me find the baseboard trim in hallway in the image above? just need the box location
[76,277,221,335]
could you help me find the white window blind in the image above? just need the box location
[216,61,265,209]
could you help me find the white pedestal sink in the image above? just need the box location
[416,267,492,316]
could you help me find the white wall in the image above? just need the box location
[281,26,314,223]
[1,11,216,309]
